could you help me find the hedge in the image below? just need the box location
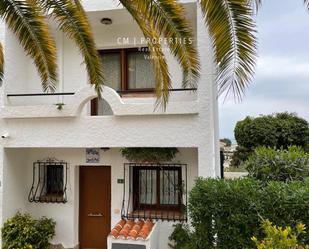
[188,178,309,249]
[244,146,309,182]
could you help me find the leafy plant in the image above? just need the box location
[186,178,309,249]
[233,113,309,166]
[0,0,104,94]
[252,220,309,249]
[120,148,179,162]
[244,146,309,182]
[169,223,191,249]
[2,212,56,249]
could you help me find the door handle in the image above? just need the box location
[88,213,104,217]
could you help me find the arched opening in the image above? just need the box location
[90,98,114,116]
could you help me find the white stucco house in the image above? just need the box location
[0,1,219,249]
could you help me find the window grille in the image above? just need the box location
[121,163,187,222]
[28,158,68,203]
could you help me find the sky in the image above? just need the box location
[219,0,309,142]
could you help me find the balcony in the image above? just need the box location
[1,86,198,119]
[1,3,199,119]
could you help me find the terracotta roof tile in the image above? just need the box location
[110,219,154,240]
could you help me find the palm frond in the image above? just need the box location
[0,0,57,91]
[123,0,200,89]
[0,42,3,82]
[41,0,103,96]
[248,0,262,12]
[120,0,171,108]
[199,0,258,100]
[304,0,309,9]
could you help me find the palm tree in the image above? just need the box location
[0,0,103,95]
[0,0,259,106]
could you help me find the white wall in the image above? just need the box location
[81,0,197,12]
[1,2,218,174]
[0,1,220,248]
[195,4,220,176]
[2,149,29,220]
[0,21,5,109]
[1,148,198,248]
[3,3,196,105]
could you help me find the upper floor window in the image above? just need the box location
[99,48,156,92]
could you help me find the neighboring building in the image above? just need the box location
[220,140,237,169]
[0,1,219,249]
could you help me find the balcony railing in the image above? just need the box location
[6,92,75,97]
[6,88,197,98]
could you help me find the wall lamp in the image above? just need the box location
[101,18,113,25]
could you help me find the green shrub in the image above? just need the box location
[232,113,309,166]
[120,147,179,162]
[252,219,309,249]
[2,212,56,249]
[186,178,309,249]
[244,146,309,182]
[235,113,309,150]
[168,224,191,249]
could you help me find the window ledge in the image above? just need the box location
[38,194,66,203]
[120,92,156,98]
[127,209,187,221]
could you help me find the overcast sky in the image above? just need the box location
[219,0,309,141]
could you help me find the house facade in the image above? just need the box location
[0,1,219,249]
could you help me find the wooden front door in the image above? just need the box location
[79,166,111,249]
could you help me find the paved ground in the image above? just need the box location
[224,172,248,179]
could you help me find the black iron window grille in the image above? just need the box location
[28,158,68,203]
[121,163,187,222]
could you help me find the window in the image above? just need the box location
[127,50,155,90]
[98,48,155,92]
[100,52,121,91]
[121,163,187,221]
[46,165,64,196]
[28,158,68,203]
[133,167,182,210]
[91,48,156,115]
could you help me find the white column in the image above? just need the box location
[196,4,220,178]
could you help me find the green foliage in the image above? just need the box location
[2,212,56,249]
[168,224,191,249]
[245,146,309,182]
[252,219,309,249]
[120,147,179,163]
[235,113,309,149]
[231,145,252,167]
[233,113,309,166]
[199,0,257,100]
[186,178,309,249]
